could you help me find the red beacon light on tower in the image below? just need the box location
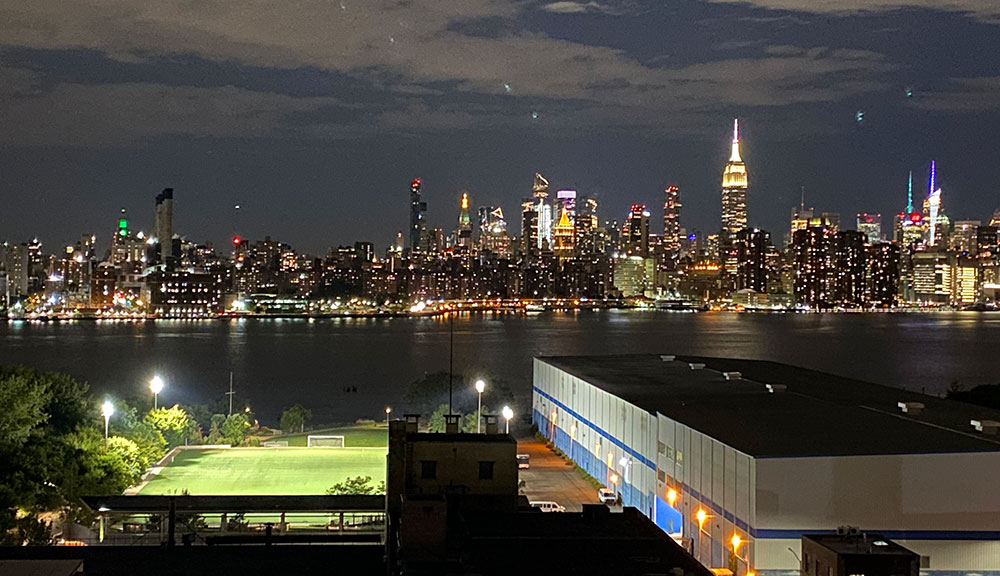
[411,179,422,189]
[909,213,922,223]
[233,236,241,245]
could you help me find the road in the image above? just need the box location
[516,436,605,512]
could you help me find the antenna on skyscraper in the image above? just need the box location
[800,186,805,212]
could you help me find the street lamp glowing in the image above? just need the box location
[667,488,678,507]
[385,406,391,425]
[475,379,486,433]
[609,472,619,485]
[696,508,707,529]
[149,375,164,409]
[502,405,513,434]
[732,534,742,551]
[101,400,114,439]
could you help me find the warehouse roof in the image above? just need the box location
[535,355,1000,457]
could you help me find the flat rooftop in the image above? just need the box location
[536,355,1000,457]
[805,534,917,558]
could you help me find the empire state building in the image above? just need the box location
[721,118,748,236]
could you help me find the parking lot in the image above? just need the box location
[516,436,613,512]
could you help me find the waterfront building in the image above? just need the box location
[833,230,867,307]
[721,119,748,237]
[792,226,833,308]
[952,257,978,304]
[912,251,953,304]
[856,213,881,244]
[409,179,428,253]
[2,242,29,298]
[533,354,1000,576]
[867,242,899,308]
[613,255,655,297]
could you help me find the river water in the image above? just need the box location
[2,311,998,424]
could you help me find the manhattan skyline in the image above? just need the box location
[1,1,999,252]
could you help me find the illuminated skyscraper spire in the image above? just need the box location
[906,171,914,215]
[457,191,472,247]
[928,160,936,198]
[730,118,742,162]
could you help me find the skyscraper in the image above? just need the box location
[409,179,427,253]
[663,186,681,253]
[154,188,175,265]
[521,173,551,256]
[721,119,749,237]
[552,208,575,260]
[457,192,472,248]
[574,197,599,257]
[621,204,650,258]
[735,228,769,293]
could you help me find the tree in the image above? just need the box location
[221,413,250,446]
[462,405,489,433]
[325,476,385,495]
[427,403,454,433]
[206,413,227,444]
[105,436,149,485]
[280,404,312,434]
[0,370,49,446]
[144,405,194,448]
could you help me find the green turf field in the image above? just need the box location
[272,423,389,447]
[139,447,387,495]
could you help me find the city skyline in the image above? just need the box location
[1,1,1000,252]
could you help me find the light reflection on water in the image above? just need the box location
[1,311,998,423]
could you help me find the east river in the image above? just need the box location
[2,311,998,423]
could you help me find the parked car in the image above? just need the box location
[598,488,617,504]
[529,501,566,513]
[516,454,530,469]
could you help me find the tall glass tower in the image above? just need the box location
[409,179,427,252]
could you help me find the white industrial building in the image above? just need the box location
[532,355,1000,576]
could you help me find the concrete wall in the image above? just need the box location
[755,452,1000,572]
[407,439,517,497]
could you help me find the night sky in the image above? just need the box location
[1,0,999,254]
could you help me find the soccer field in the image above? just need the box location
[139,447,387,495]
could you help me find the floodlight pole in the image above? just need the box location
[226,372,235,416]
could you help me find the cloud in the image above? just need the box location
[0,72,338,146]
[0,1,897,143]
[540,1,626,14]
[701,0,1000,23]
[911,77,1000,111]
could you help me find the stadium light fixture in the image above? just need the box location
[502,405,513,434]
[149,375,164,409]
[475,379,486,433]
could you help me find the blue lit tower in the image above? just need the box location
[409,179,428,252]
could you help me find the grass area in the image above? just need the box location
[270,423,389,448]
[139,447,387,495]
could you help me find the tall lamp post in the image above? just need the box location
[475,379,486,433]
[385,406,392,426]
[502,405,513,434]
[149,375,164,410]
[101,400,114,441]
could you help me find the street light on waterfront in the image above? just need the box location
[385,406,391,426]
[149,375,164,409]
[101,400,114,440]
[475,379,486,433]
[502,405,513,434]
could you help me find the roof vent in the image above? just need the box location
[660,355,675,362]
[722,372,742,381]
[689,363,705,370]
[971,419,1000,435]
[898,402,925,415]
[766,384,786,393]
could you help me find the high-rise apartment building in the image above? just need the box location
[833,230,867,307]
[721,119,748,237]
[867,242,899,308]
[735,228,769,293]
[792,226,833,308]
[574,197,598,257]
[663,186,681,253]
[951,221,980,254]
[409,179,428,253]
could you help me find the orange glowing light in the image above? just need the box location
[731,534,742,550]
[696,508,707,527]
[667,488,678,506]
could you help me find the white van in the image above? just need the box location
[529,501,566,513]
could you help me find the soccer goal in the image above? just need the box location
[307,435,346,448]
